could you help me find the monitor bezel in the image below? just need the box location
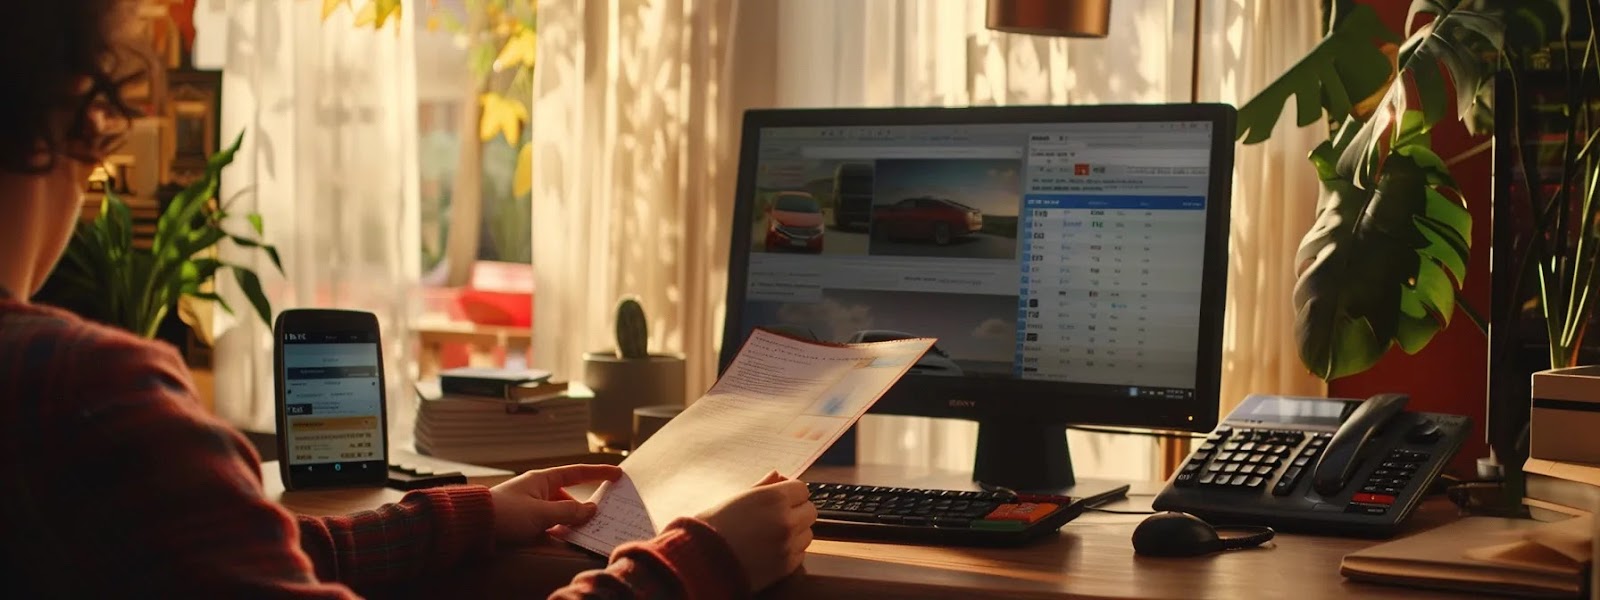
[720,104,1233,433]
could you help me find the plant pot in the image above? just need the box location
[583,352,686,449]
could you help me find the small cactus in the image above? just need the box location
[615,297,649,359]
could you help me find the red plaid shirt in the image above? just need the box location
[0,296,747,599]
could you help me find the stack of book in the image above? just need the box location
[1522,457,1600,521]
[414,368,590,465]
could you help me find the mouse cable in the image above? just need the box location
[1086,507,1157,515]
[1065,425,1208,440]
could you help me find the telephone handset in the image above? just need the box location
[1311,393,1409,495]
[1152,394,1469,537]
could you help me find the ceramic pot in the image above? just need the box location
[582,352,686,449]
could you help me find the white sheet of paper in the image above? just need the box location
[558,329,934,555]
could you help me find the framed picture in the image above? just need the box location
[166,69,221,186]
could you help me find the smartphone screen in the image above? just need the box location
[280,329,387,479]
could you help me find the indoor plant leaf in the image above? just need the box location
[1338,0,1509,184]
[229,266,273,329]
[1294,128,1463,379]
[226,233,285,275]
[1235,4,1397,144]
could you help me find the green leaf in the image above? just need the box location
[229,266,273,328]
[179,258,225,291]
[1395,312,1443,354]
[1416,217,1469,283]
[1236,5,1396,144]
[1421,186,1471,244]
[247,213,264,236]
[185,291,234,315]
[1293,136,1471,380]
[227,233,284,275]
[1338,2,1505,184]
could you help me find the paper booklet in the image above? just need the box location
[557,329,935,556]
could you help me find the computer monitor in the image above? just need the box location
[721,105,1235,491]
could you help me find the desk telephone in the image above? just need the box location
[1152,394,1469,537]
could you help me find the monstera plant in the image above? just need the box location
[1238,0,1578,380]
[36,131,281,338]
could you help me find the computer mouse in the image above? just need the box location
[1131,511,1275,557]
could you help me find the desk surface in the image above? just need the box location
[267,461,1474,599]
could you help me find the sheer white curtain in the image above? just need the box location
[1198,0,1328,408]
[774,0,1323,477]
[528,0,776,399]
[211,0,422,434]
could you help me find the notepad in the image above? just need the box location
[557,329,934,555]
[1341,516,1591,598]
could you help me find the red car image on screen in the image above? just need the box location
[871,197,983,246]
[764,192,825,253]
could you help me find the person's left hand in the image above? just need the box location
[489,464,623,546]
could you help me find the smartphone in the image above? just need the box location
[274,309,390,490]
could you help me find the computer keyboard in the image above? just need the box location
[806,482,1128,546]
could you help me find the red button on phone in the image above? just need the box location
[1352,493,1396,505]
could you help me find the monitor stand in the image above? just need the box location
[973,421,1074,492]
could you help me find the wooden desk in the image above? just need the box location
[269,462,1474,599]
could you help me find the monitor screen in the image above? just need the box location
[723,106,1232,432]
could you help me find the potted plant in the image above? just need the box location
[583,297,687,449]
[1236,0,1592,494]
[35,131,281,338]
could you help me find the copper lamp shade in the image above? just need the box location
[986,0,1111,38]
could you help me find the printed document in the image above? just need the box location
[559,329,934,555]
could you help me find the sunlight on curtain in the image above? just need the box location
[211,0,421,434]
[1198,0,1328,408]
[529,0,775,399]
[774,0,1323,479]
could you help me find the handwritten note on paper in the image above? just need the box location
[558,329,933,556]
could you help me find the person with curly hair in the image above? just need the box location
[0,2,813,598]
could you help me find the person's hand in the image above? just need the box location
[697,472,817,592]
[489,464,623,546]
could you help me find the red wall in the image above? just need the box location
[1326,2,1492,474]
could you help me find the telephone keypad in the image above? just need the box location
[1177,427,1322,492]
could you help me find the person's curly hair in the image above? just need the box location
[0,0,142,173]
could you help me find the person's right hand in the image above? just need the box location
[697,472,817,592]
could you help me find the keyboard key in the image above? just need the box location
[877,514,903,524]
[1293,456,1312,467]
[1215,451,1236,462]
[1174,472,1198,487]
[819,509,872,522]
[1223,464,1241,474]
[1302,447,1322,458]
[933,516,972,528]
[1199,472,1217,485]
[1254,465,1275,476]
[902,515,930,526]
[985,503,1059,524]
[1246,476,1265,488]
[971,519,1025,532]
[1199,442,1218,452]
[1239,442,1257,452]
